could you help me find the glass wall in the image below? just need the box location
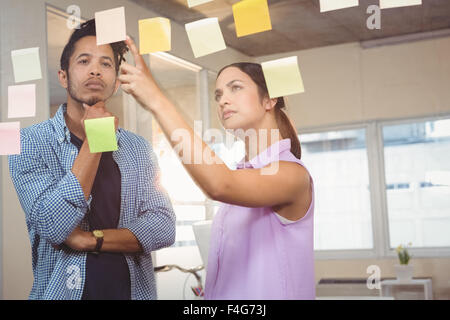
[300,129,374,251]
[382,118,450,248]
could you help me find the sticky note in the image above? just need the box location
[187,0,213,8]
[95,7,126,46]
[0,122,20,155]
[261,56,305,98]
[11,47,42,83]
[379,0,422,9]
[232,0,272,37]
[139,18,171,54]
[84,117,118,153]
[319,0,359,12]
[8,84,36,118]
[185,18,226,58]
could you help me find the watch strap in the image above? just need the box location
[93,231,104,253]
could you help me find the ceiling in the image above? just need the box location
[130,0,450,56]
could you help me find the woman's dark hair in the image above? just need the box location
[60,19,128,74]
[217,62,302,159]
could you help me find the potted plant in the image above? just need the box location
[394,242,414,282]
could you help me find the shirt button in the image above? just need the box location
[59,138,64,142]
[71,151,76,155]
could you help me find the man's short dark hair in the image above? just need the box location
[60,19,128,74]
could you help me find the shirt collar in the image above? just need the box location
[50,103,123,145]
[236,138,291,169]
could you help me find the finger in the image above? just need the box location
[120,62,140,75]
[125,35,146,69]
[121,83,133,94]
[117,74,133,84]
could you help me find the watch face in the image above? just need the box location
[93,230,104,238]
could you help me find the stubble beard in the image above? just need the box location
[67,72,108,108]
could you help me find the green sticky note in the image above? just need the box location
[84,117,118,153]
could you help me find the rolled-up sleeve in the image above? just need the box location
[122,138,176,256]
[8,133,89,245]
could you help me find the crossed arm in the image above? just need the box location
[64,138,143,254]
[9,131,174,255]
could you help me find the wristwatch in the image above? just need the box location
[92,230,104,254]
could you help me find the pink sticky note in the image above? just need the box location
[0,122,21,155]
[95,7,127,45]
[8,84,36,118]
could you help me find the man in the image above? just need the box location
[8,19,176,300]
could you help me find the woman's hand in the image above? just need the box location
[119,36,167,112]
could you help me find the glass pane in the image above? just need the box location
[210,137,245,170]
[173,205,205,247]
[300,129,373,250]
[153,118,206,202]
[47,7,77,117]
[148,54,205,203]
[149,54,200,126]
[208,70,222,130]
[383,119,450,248]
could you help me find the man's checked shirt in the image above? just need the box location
[8,104,176,300]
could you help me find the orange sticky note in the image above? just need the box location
[139,18,171,54]
[232,0,272,37]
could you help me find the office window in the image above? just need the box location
[299,129,373,250]
[149,54,205,247]
[382,118,450,248]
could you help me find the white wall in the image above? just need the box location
[255,37,450,129]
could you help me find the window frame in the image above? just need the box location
[298,112,450,260]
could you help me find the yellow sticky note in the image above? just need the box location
[95,7,127,46]
[84,117,118,153]
[185,18,226,58]
[319,0,359,12]
[11,47,42,83]
[187,0,213,8]
[232,0,272,38]
[261,56,305,98]
[139,18,171,54]
[380,0,422,9]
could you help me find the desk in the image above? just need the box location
[380,279,433,300]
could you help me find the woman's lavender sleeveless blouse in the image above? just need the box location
[204,139,315,300]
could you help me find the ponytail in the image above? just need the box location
[274,99,302,159]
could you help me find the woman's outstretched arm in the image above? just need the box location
[118,36,310,211]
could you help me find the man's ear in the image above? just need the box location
[58,70,68,89]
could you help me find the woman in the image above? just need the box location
[119,36,315,300]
